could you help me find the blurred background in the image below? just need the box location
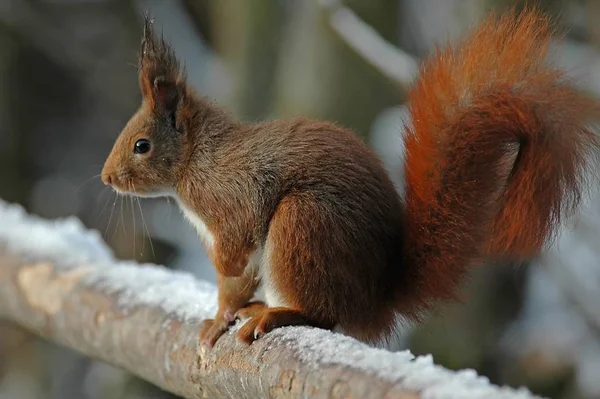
[2,0,600,398]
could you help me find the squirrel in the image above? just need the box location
[101,8,600,348]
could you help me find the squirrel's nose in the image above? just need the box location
[101,172,114,186]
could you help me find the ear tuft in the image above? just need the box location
[141,12,153,57]
[138,12,186,113]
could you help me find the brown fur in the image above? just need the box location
[102,9,600,347]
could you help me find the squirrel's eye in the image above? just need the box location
[134,139,151,154]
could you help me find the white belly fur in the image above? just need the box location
[176,200,288,308]
[247,242,289,308]
[258,242,289,308]
[177,200,215,249]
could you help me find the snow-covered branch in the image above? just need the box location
[0,200,539,399]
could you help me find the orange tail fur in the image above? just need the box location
[398,8,600,315]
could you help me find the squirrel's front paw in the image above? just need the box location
[199,317,231,348]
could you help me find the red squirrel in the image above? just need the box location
[101,8,600,348]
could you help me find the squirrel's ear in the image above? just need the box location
[139,13,185,114]
[152,75,179,113]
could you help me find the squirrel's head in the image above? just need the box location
[101,15,189,197]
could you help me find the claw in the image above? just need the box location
[236,316,261,344]
[233,310,243,321]
[254,329,265,340]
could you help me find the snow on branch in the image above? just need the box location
[316,0,419,90]
[0,199,539,399]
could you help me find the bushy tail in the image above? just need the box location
[397,7,600,317]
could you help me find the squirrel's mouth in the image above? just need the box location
[127,189,173,199]
[104,182,136,197]
[101,174,134,196]
[109,184,173,199]
[101,169,170,198]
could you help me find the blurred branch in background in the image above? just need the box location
[316,0,418,90]
[271,0,403,140]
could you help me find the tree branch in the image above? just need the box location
[315,0,419,90]
[0,200,539,399]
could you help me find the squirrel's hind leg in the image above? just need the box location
[234,301,267,320]
[234,193,364,344]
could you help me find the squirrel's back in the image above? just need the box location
[397,7,600,318]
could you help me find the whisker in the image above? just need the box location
[94,187,112,219]
[135,192,155,261]
[166,196,173,221]
[128,180,137,259]
[105,193,118,237]
[76,174,102,193]
[120,194,127,237]
[132,197,138,259]
[112,194,124,241]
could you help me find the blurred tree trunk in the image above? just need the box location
[0,322,46,399]
[407,263,529,370]
[585,0,600,50]
[272,0,402,140]
[0,28,24,205]
[186,0,286,121]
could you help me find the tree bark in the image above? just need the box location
[0,252,418,399]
